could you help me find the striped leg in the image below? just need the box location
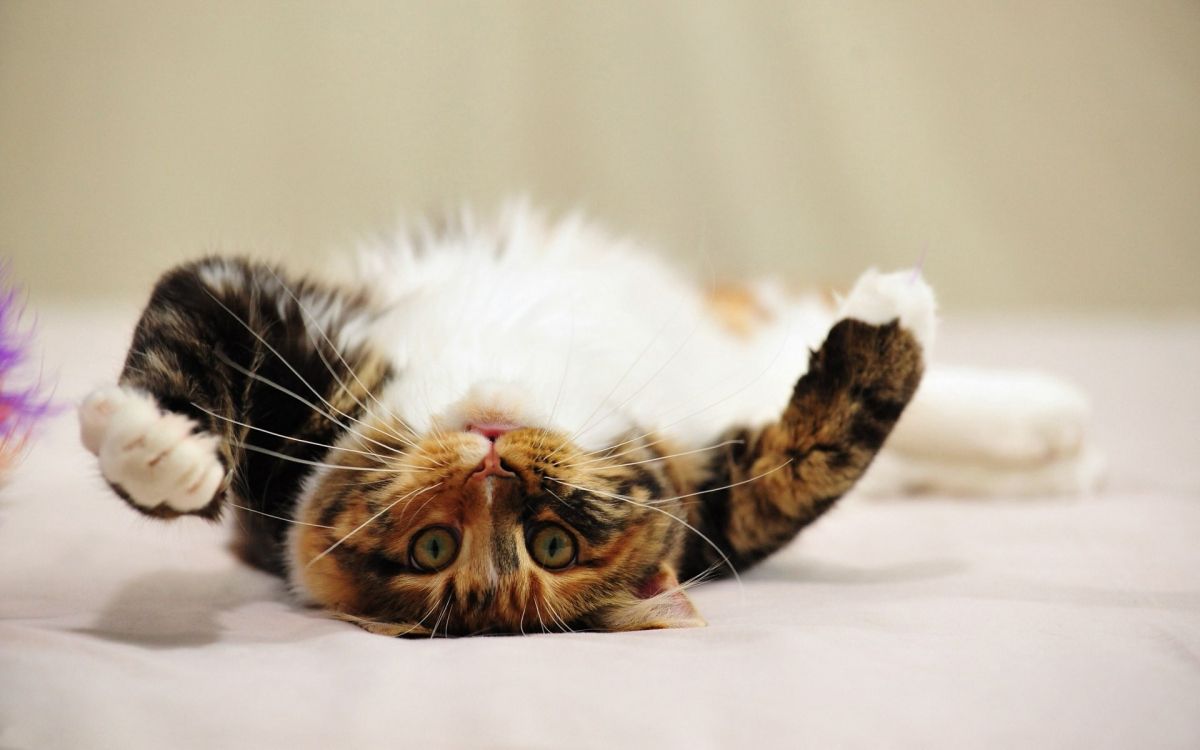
[79,257,390,572]
[680,270,935,577]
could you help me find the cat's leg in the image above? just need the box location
[679,269,935,576]
[78,257,391,571]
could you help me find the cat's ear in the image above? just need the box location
[333,612,434,638]
[595,565,706,631]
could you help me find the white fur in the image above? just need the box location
[356,205,842,453]
[80,385,224,512]
[350,205,1100,498]
[838,267,937,348]
[197,261,248,294]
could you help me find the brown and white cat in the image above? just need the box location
[78,206,1058,636]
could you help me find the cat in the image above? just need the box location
[77,206,1088,636]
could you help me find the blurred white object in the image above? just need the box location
[859,366,1105,497]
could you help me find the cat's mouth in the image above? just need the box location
[467,422,519,441]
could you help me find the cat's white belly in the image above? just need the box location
[355,208,830,451]
[341,204,1100,496]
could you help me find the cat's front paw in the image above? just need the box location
[839,268,937,349]
[80,386,225,516]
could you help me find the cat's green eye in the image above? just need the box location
[410,526,459,572]
[528,523,577,570]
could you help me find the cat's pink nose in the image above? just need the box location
[470,445,515,481]
[467,424,518,482]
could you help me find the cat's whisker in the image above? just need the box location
[667,560,729,609]
[567,310,680,444]
[634,563,719,614]
[572,311,703,444]
[567,431,682,466]
[415,379,453,455]
[308,338,420,451]
[563,438,746,471]
[533,306,576,460]
[304,461,418,489]
[391,486,442,533]
[444,599,457,638]
[627,560,730,621]
[678,561,723,590]
[226,501,335,529]
[265,268,424,449]
[193,403,394,462]
[204,284,368,416]
[428,596,453,640]
[569,437,641,463]
[548,457,792,596]
[233,442,423,472]
[573,318,794,463]
[635,458,792,507]
[213,349,409,459]
[532,598,549,635]
[569,237,716,446]
[342,603,442,637]
[203,287,416,459]
[307,482,442,569]
[543,597,576,634]
[549,475,766,587]
[543,485,572,509]
[301,323,400,437]
[408,599,445,637]
[430,422,453,457]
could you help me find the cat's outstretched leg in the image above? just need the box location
[680,269,935,576]
[77,257,391,571]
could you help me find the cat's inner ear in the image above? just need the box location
[598,565,706,632]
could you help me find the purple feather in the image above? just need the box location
[0,275,53,467]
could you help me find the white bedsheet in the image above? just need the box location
[2,309,1198,750]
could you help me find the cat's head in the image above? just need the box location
[288,417,706,636]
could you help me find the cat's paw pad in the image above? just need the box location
[79,385,225,513]
[839,268,937,348]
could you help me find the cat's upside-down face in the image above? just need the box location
[289,418,706,636]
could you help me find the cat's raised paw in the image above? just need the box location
[80,385,225,514]
[839,268,937,348]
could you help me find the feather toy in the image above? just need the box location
[0,276,52,478]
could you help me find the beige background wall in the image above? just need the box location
[2,1,1197,312]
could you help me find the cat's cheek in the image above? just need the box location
[288,526,362,613]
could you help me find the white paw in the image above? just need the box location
[79,385,225,513]
[839,268,937,349]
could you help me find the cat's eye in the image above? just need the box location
[528,523,577,570]
[409,526,459,572]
